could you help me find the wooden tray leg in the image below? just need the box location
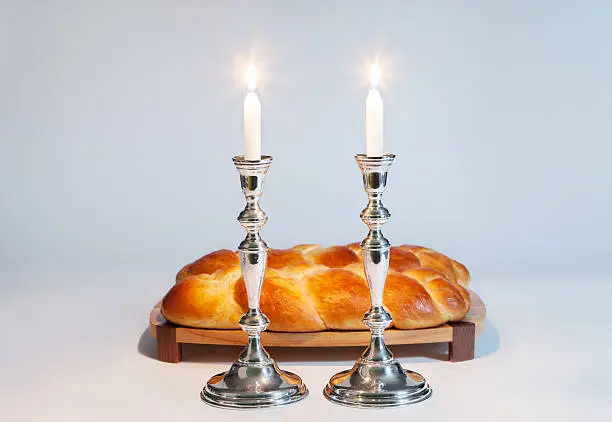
[449,321,475,362]
[156,322,182,363]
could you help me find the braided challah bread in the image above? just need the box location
[161,243,471,332]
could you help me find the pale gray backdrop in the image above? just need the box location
[1,0,611,289]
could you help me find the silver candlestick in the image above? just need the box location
[324,153,432,408]
[201,155,308,409]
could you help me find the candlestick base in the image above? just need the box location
[324,359,432,408]
[202,359,308,409]
[324,306,432,408]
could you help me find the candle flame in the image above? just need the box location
[369,63,381,88]
[245,65,258,91]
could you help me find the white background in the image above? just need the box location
[1,1,611,421]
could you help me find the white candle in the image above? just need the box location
[244,66,261,160]
[366,64,383,157]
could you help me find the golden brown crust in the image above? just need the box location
[161,243,471,331]
[162,271,244,329]
[176,249,239,282]
[389,246,421,272]
[306,269,370,330]
[267,248,309,269]
[307,245,360,268]
[234,271,326,332]
[384,273,443,329]
[451,260,470,287]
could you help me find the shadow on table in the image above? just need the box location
[137,320,499,365]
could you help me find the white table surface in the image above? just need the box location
[1,270,611,421]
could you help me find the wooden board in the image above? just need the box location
[149,290,485,361]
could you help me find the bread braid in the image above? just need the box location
[161,244,471,331]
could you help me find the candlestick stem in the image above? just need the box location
[323,153,432,408]
[201,155,308,409]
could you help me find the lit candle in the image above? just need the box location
[244,65,261,160]
[366,63,383,157]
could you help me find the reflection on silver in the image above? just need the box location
[201,155,308,409]
[324,154,432,408]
